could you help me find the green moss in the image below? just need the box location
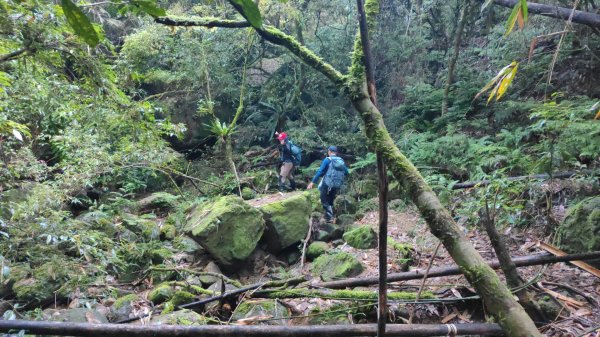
[311,252,364,281]
[150,309,208,325]
[262,288,433,301]
[306,241,329,260]
[148,283,175,304]
[256,192,311,253]
[343,226,377,249]
[184,196,265,268]
[114,294,140,310]
[170,290,195,306]
[12,257,80,304]
[558,197,600,267]
[160,224,177,240]
[241,187,256,200]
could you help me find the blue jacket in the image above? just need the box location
[311,156,349,183]
[279,140,294,163]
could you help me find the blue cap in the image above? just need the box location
[328,146,338,153]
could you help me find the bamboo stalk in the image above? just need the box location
[315,251,600,289]
[0,320,505,337]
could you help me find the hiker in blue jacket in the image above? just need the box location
[307,146,348,223]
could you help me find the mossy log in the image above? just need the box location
[251,288,435,301]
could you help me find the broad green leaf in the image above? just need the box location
[60,0,99,47]
[131,0,166,17]
[521,0,528,22]
[229,0,263,29]
[504,4,520,36]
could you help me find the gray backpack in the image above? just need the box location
[323,156,346,189]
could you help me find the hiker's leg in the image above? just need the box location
[279,162,293,192]
[289,165,296,190]
[325,188,338,222]
[320,185,335,222]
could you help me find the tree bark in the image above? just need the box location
[0,320,507,337]
[441,3,470,115]
[492,0,600,29]
[482,200,547,322]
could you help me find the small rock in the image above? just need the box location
[150,309,208,325]
[198,262,222,287]
[241,187,257,200]
[231,299,289,325]
[137,192,180,214]
[42,308,108,323]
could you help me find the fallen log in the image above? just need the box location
[451,170,596,189]
[0,320,505,336]
[251,288,435,301]
[492,0,600,29]
[315,251,600,289]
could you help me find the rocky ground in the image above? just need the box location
[2,187,598,337]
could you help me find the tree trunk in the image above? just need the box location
[441,3,470,115]
[482,200,547,322]
[349,84,540,336]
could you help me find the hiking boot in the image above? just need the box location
[289,179,296,191]
[278,177,285,192]
[324,205,334,223]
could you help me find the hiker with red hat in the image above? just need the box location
[275,131,301,192]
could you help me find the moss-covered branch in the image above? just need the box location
[155,16,250,28]
[154,17,345,87]
[252,288,435,301]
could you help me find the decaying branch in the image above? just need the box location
[315,251,600,289]
[492,0,600,29]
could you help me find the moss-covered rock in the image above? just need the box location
[160,224,177,240]
[311,252,363,281]
[109,294,143,322]
[250,192,312,253]
[231,299,289,325]
[184,196,265,269]
[241,187,257,200]
[150,309,208,325]
[137,192,180,213]
[336,214,356,229]
[320,222,344,241]
[334,195,358,215]
[343,226,377,249]
[148,283,175,304]
[12,257,80,305]
[558,197,600,267]
[306,241,329,260]
[198,261,222,286]
[42,308,108,323]
[122,213,160,240]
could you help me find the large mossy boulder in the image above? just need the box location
[184,196,265,269]
[311,252,364,281]
[343,226,377,249]
[231,299,290,325]
[558,197,600,267]
[249,192,313,253]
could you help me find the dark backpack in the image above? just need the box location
[288,141,302,165]
[323,156,346,189]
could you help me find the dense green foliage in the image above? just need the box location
[0,0,598,323]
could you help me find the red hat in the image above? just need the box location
[276,132,287,141]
